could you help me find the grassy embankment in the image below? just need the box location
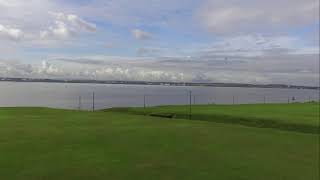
[112,103,320,134]
[0,103,319,180]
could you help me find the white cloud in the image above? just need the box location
[49,12,96,32]
[38,61,62,75]
[197,0,319,34]
[68,15,96,32]
[0,58,186,82]
[0,24,23,41]
[0,0,97,43]
[93,67,184,81]
[131,29,153,40]
[40,12,96,40]
[0,0,57,29]
[0,0,20,7]
[40,21,72,39]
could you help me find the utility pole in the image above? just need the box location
[92,92,95,112]
[78,96,82,111]
[143,93,146,115]
[189,91,192,120]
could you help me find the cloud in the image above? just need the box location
[197,0,319,34]
[0,0,318,86]
[75,0,197,27]
[0,59,65,77]
[199,34,305,57]
[131,29,152,40]
[0,58,186,82]
[136,47,164,56]
[0,24,24,41]
[1,50,318,86]
[40,21,72,39]
[40,12,96,40]
[93,67,184,82]
[52,58,107,65]
[0,60,32,77]
[38,61,62,75]
[0,0,20,7]
[49,12,97,32]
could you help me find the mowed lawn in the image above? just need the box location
[0,106,319,180]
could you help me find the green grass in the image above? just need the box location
[0,105,319,180]
[116,103,320,134]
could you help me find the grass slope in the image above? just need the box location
[115,103,320,134]
[0,107,319,180]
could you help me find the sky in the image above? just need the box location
[0,0,319,86]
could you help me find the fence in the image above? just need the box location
[74,90,319,111]
[0,82,319,110]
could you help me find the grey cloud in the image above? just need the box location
[76,0,197,27]
[2,50,318,86]
[0,24,24,41]
[261,48,293,56]
[52,58,107,65]
[193,35,318,59]
[136,47,164,56]
[197,0,319,34]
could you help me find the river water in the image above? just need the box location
[0,82,318,110]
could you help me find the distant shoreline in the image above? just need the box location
[0,77,319,90]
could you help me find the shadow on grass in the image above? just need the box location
[107,108,319,134]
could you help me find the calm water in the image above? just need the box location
[0,82,319,110]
